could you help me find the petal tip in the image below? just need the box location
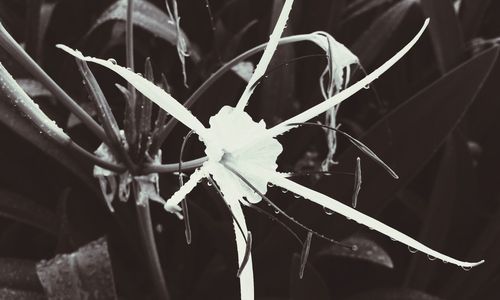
[475,259,485,266]
[56,44,83,58]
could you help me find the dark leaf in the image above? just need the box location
[0,258,43,292]
[290,253,330,300]
[87,0,200,62]
[0,63,94,189]
[345,288,442,300]
[344,0,397,22]
[460,0,491,40]
[441,195,500,298]
[468,47,500,140]
[36,237,117,300]
[0,189,58,235]
[0,287,45,300]
[404,135,472,289]
[316,235,393,269]
[326,0,347,33]
[351,0,419,67]
[24,0,57,63]
[420,0,465,72]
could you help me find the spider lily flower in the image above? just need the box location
[57,1,484,298]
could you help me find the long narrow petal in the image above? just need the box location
[235,0,294,111]
[226,197,254,300]
[268,171,484,268]
[56,45,207,137]
[164,167,206,212]
[268,19,430,137]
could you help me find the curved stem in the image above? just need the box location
[69,142,126,173]
[142,157,207,174]
[0,22,109,144]
[136,202,171,300]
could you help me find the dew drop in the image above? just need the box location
[267,183,274,187]
[281,189,288,194]
[442,260,448,264]
[427,255,436,261]
[207,181,212,186]
[274,209,280,214]
[108,58,117,65]
[408,246,418,254]
[390,237,396,241]
[293,194,301,199]
[323,207,334,215]
[363,84,370,89]
[461,266,472,271]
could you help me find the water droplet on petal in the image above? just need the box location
[363,84,370,89]
[268,183,274,187]
[461,266,472,271]
[207,181,212,186]
[274,209,280,214]
[408,246,418,254]
[293,194,301,199]
[281,189,288,194]
[108,58,117,65]
[323,207,334,215]
[427,255,436,261]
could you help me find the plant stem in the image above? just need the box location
[0,22,109,145]
[127,2,168,298]
[76,59,137,172]
[142,157,207,174]
[125,0,138,148]
[135,201,171,300]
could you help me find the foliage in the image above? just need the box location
[0,0,499,299]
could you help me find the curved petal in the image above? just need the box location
[56,45,207,137]
[235,0,294,111]
[268,19,430,137]
[226,197,254,300]
[163,167,206,212]
[267,171,484,268]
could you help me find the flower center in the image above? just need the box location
[201,106,283,203]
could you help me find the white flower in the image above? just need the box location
[57,1,483,298]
